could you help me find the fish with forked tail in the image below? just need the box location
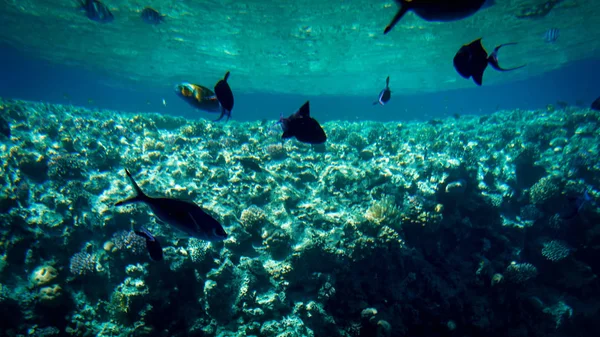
[373,76,391,106]
[134,227,163,261]
[453,38,526,86]
[214,71,234,122]
[278,101,327,145]
[115,169,227,241]
[384,0,486,34]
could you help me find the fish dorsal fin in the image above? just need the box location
[471,38,487,56]
[223,71,230,82]
[385,76,390,88]
[297,101,310,118]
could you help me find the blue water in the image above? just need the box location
[1,43,599,122]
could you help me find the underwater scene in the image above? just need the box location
[1,0,600,337]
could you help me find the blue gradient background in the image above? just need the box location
[1,44,598,122]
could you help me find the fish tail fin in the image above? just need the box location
[214,107,231,122]
[488,43,526,72]
[384,6,409,34]
[114,169,148,206]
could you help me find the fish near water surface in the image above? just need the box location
[453,38,526,86]
[384,0,486,34]
[174,82,221,113]
[373,76,391,106]
[214,71,234,122]
[78,0,113,23]
[141,7,165,25]
[115,169,227,241]
[279,101,327,145]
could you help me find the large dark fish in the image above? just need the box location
[591,97,600,111]
[453,38,526,86]
[115,169,227,241]
[214,71,234,122]
[279,101,327,145]
[141,7,165,25]
[174,82,221,113]
[373,76,391,106]
[384,0,486,34]
[78,0,114,23]
[134,227,163,261]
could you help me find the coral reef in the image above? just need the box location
[1,98,600,337]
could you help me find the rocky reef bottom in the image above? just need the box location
[1,98,599,337]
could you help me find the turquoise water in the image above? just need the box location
[1,1,600,337]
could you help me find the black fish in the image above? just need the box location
[134,227,163,261]
[384,0,486,34]
[0,116,10,138]
[115,169,227,241]
[591,97,600,111]
[560,191,592,220]
[141,7,165,25]
[279,101,327,145]
[214,71,234,122]
[78,0,113,23]
[453,38,526,86]
[373,76,391,106]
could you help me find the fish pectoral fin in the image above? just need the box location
[384,6,409,35]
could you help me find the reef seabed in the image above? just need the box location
[1,98,599,337]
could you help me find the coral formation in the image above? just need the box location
[1,98,599,337]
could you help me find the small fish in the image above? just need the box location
[174,82,221,113]
[592,97,600,111]
[115,169,227,241]
[162,98,167,107]
[141,7,165,25]
[78,0,113,23]
[214,71,234,122]
[543,28,560,43]
[134,227,163,261]
[560,191,592,220]
[373,76,391,106]
[453,38,526,86]
[0,116,10,138]
[384,0,486,34]
[278,101,327,145]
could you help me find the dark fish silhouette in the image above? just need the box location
[279,101,327,145]
[373,76,391,106]
[174,82,221,113]
[560,191,592,220]
[591,97,600,111]
[453,38,526,86]
[141,7,165,25]
[115,169,227,241]
[134,227,163,261]
[214,71,234,122]
[384,0,486,34]
[0,116,10,138]
[78,0,113,23]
